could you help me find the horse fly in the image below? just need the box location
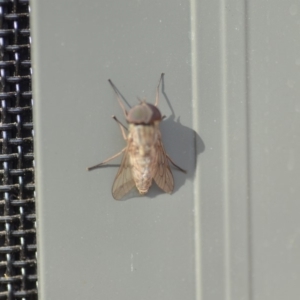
[88,73,186,200]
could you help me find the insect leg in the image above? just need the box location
[108,79,128,117]
[166,154,186,173]
[155,73,164,106]
[87,148,126,171]
[112,115,127,140]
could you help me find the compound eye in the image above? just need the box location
[127,103,162,124]
[130,106,148,123]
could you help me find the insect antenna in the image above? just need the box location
[154,73,164,106]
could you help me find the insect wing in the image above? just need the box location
[112,147,135,200]
[153,139,174,194]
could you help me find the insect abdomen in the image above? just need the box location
[128,124,159,194]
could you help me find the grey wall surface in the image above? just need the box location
[31,0,300,299]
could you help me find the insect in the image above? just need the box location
[88,73,186,200]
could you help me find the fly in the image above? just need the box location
[88,73,186,200]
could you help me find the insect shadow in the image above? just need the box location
[144,76,205,199]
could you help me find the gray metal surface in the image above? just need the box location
[31,0,300,299]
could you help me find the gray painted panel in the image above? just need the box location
[31,0,300,299]
[248,1,300,299]
[31,1,195,300]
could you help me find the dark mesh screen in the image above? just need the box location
[0,0,37,299]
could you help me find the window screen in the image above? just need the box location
[0,1,37,299]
